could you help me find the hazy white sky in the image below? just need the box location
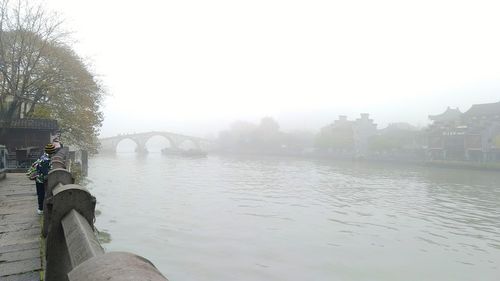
[45,0,500,137]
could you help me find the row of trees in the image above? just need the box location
[217,117,314,154]
[0,0,103,152]
[217,118,423,156]
[315,122,423,152]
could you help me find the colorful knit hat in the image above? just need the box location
[45,143,56,155]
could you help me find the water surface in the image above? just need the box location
[87,153,500,281]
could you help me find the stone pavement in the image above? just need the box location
[0,174,42,281]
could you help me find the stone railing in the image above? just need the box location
[0,145,6,179]
[43,148,168,281]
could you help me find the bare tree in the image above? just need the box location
[0,0,104,152]
[0,0,65,121]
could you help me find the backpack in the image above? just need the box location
[26,159,40,180]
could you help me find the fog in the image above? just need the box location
[45,0,500,138]
[23,2,500,281]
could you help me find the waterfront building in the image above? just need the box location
[370,123,424,161]
[461,101,500,161]
[317,114,377,158]
[352,113,378,158]
[427,102,500,161]
[316,115,354,155]
[428,107,462,126]
[427,107,463,160]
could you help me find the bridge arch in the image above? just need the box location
[115,138,138,153]
[144,135,175,152]
[99,131,209,154]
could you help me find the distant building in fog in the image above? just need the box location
[381,122,419,132]
[427,107,463,160]
[427,102,500,161]
[317,113,377,158]
[352,113,377,157]
[373,123,424,159]
[428,107,462,126]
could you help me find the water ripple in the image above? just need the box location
[88,154,500,281]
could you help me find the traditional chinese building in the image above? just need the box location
[427,102,500,161]
[0,119,59,167]
[461,101,500,161]
[427,107,463,160]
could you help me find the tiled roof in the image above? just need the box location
[0,119,58,130]
[429,107,462,122]
[463,101,500,117]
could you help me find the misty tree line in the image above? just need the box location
[217,117,424,155]
[217,117,315,154]
[0,0,103,153]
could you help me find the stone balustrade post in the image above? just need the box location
[45,184,96,281]
[43,168,73,237]
[43,147,169,281]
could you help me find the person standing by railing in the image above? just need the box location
[34,143,57,215]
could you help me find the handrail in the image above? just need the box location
[43,148,168,281]
[0,145,6,179]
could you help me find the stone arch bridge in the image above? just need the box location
[99,131,211,153]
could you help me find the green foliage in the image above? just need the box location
[369,130,418,152]
[70,161,82,184]
[494,135,500,148]
[315,125,354,150]
[369,135,402,151]
[31,45,104,153]
[96,229,111,244]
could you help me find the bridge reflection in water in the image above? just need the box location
[99,131,211,154]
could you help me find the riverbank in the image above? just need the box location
[213,150,500,171]
[422,160,500,171]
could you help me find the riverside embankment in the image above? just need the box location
[1,148,168,281]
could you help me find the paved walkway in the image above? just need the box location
[0,174,42,281]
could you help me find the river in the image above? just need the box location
[86,152,500,281]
